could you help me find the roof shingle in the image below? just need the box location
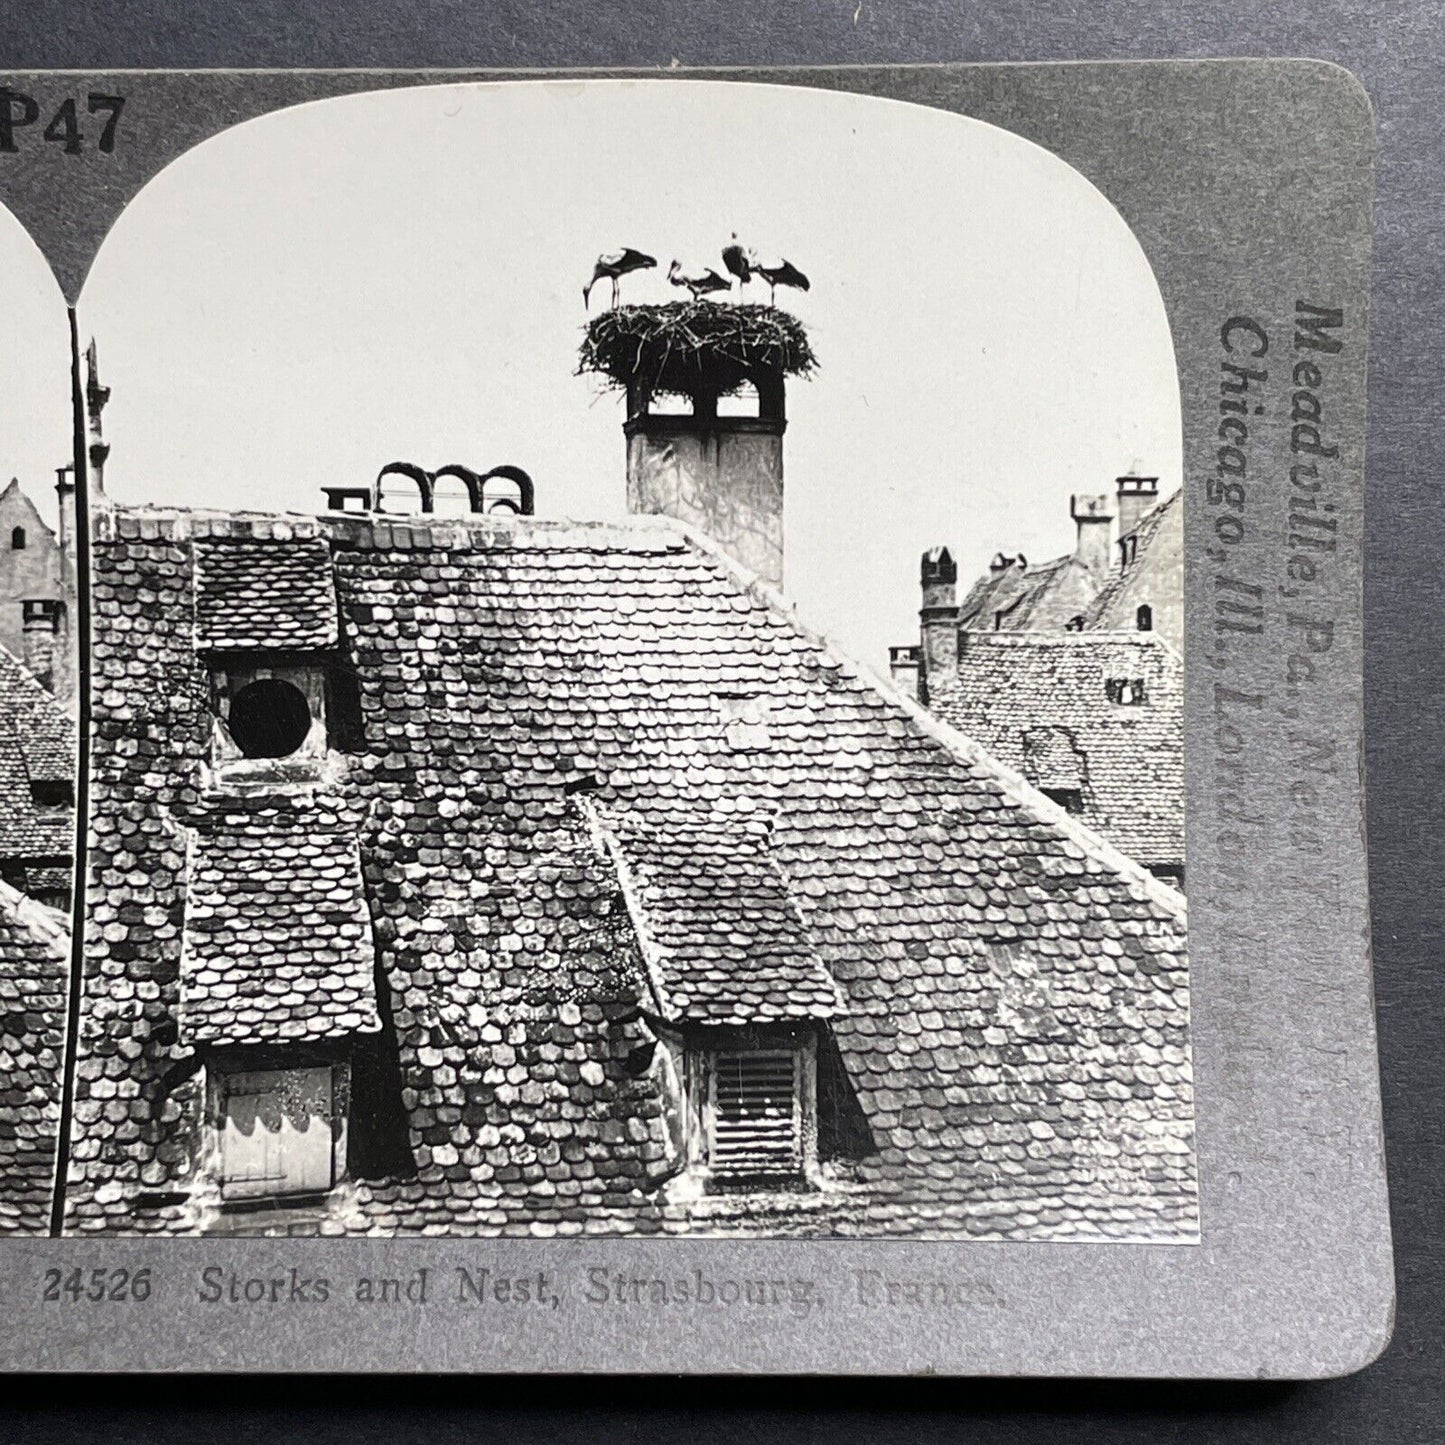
[179,813,380,1046]
[1082,489,1181,629]
[588,803,843,1025]
[930,632,1184,868]
[193,536,338,651]
[0,879,66,1235]
[73,506,1195,1242]
[0,646,73,859]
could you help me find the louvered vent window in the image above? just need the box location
[707,1050,804,1177]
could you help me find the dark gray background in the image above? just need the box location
[0,0,1438,1438]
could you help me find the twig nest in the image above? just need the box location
[579,301,817,401]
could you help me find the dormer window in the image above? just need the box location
[30,778,73,811]
[703,1044,813,1179]
[1041,786,1084,814]
[228,678,313,758]
[208,660,328,775]
[631,1024,824,1194]
[582,806,840,1196]
[1106,677,1147,706]
[209,1058,350,1206]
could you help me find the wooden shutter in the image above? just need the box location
[221,1066,334,1200]
[708,1050,801,1175]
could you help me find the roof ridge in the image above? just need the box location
[957,630,1178,647]
[577,799,672,1020]
[667,521,1187,921]
[99,502,693,553]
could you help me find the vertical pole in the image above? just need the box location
[49,306,91,1238]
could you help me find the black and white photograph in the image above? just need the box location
[0,78,1196,1242]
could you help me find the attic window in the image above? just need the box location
[30,779,73,811]
[1041,787,1085,815]
[1120,535,1139,567]
[1106,677,1147,706]
[699,1042,815,1183]
[10,527,24,551]
[214,1064,344,1204]
[208,662,334,775]
[1065,614,1086,632]
[228,678,313,758]
[1137,604,1153,632]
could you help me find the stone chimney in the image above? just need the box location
[888,644,922,700]
[919,546,959,699]
[624,367,787,591]
[21,599,60,691]
[1070,493,1114,581]
[1116,474,1159,539]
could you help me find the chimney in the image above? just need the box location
[55,465,75,608]
[888,644,922,700]
[1071,493,1114,580]
[624,364,787,590]
[322,484,375,513]
[1115,475,1159,539]
[21,599,60,692]
[919,546,959,698]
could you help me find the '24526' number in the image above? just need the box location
[0,90,125,154]
[42,1267,152,1302]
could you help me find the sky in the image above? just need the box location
[0,79,1181,670]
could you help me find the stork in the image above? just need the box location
[667,260,732,303]
[584,248,656,310]
[721,232,756,295]
[753,256,811,306]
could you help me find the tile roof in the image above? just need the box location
[0,878,67,1235]
[0,646,74,860]
[1082,489,1181,629]
[930,633,1184,869]
[193,536,338,652]
[586,803,843,1025]
[179,811,380,1046]
[957,553,1097,633]
[72,505,1195,1241]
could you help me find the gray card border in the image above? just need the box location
[0,60,1391,1378]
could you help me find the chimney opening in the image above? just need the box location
[377,470,428,515]
[432,473,472,518]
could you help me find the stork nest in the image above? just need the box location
[578,302,816,401]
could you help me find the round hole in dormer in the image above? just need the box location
[227,678,312,758]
